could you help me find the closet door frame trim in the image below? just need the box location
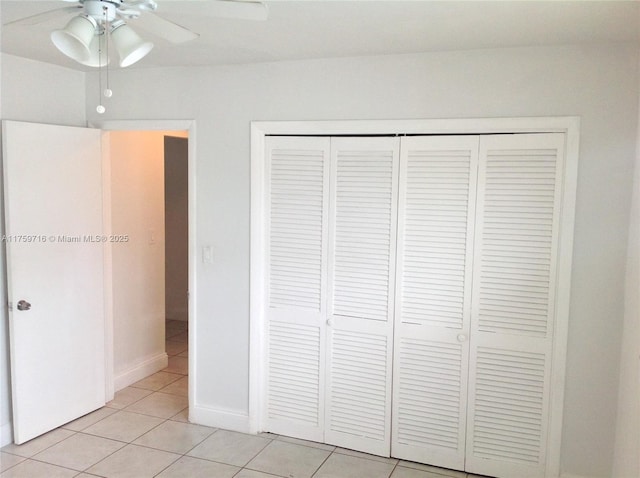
[249,116,580,478]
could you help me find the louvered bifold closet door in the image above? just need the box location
[391,136,479,471]
[465,133,565,478]
[324,137,400,456]
[263,136,330,442]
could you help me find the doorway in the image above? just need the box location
[107,130,190,404]
[163,134,190,389]
[1,120,195,446]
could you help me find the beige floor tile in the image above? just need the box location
[1,429,74,458]
[234,469,287,478]
[246,440,331,478]
[188,429,271,467]
[159,376,188,397]
[313,452,395,478]
[85,444,180,478]
[156,455,240,478]
[62,407,118,431]
[106,387,153,409]
[82,410,164,443]
[398,461,466,478]
[392,466,455,478]
[168,331,188,343]
[131,372,183,391]
[165,328,185,340]
[124,392,188,419]
[0,459,77,478]
[333,447,398,464]
[169,408,189,423]
[0,452,25,472]
[33,432,124,471]
[133,420,215,454]
[276,435,335,452]
[165,341,188,356]
[163,356,188,375]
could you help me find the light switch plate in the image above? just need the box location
[203,245,213,263]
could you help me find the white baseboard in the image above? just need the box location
[560,473,592,478]
[114,352,168,391]
[1,421,13,447]
[190,404,251,433]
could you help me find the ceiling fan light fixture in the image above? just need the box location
[78,32,110,68]
[110,20,153,67]
[51,14,98,62]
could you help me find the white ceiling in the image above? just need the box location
[1,0,639,71]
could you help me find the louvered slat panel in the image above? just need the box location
[332,150,395,321]
[396,338,463,450]
[471,347,545,464]
[267,321,321,425]
[269,148,325,310]
[328,330,388,440]
[392,136,477,471]
[467,134,565,478]
[399,150,474,328]
[325,137,398,457]
[476,148,560,337]
[264,137,329,442]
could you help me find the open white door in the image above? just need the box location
[2,120,106,444]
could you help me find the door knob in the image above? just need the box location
[457,334,467,342]
[17,300,31,311]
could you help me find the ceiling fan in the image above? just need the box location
[4,0,269,68]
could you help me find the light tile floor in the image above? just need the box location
[0,320,490,478]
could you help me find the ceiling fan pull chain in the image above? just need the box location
[104,6,113,99]
[96,4,108,114]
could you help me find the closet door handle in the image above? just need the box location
[457,334,467,342]
[327,319,334,327]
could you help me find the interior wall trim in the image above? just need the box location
[190,404,251,434]
[113,352,168,392]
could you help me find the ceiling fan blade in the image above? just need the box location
[159,0,268,22]
[133,11,200,44]
[3,6,80,27]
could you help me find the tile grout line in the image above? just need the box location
[309,448,333,478]
[1,429,79,461]
[0,324,188,476]
[236,433,277,475]
[388,460,400,478]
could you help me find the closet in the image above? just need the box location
[259,129,571,478]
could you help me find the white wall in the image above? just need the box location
[0,54,86,446]
[612,50,640,478]
[109,130,167,390]
[85,44,639,477]
[1,54,86,127]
